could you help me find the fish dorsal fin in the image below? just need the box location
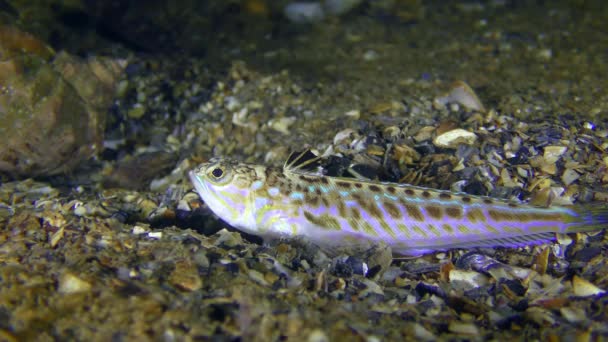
[284,150,323,175]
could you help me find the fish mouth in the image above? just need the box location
[189,170,208,196]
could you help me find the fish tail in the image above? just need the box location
[564,204,608,234]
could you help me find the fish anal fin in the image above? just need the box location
[394,233,557,256]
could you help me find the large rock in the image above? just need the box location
[0,26,125,177]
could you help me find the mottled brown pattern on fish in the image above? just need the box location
[305,193,319,207]
[501,225,524,234]
[387,186,397,194]
[368,185,381,193]
[383,201,402,219]
[362,222,378,236]
[405,204,425,222]
[426,206,442,219]
[421,191,432,199]
[404,189,415,196]
[351,207,362,221]
[396,223,411,238]
[457,224,470,233]
[427,224,441,237]
[442,223,454,234]
[298,174,317,183]
[485,224,499,234]
[352,193,383,219]
[445,207,463,219]
[412,225,427,237]
[303,211,341,230]
[529,225,556,233]
[264,167,281,187]
[321,197,330,207]
[467,208,486,223]
[337,201,347,217]
[380,221,397,239]
[439,193,452,200]
[488,209,509,221]
[336,181,351,188]
[544,212,563,221]
[348,218,360,232]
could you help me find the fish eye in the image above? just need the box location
[211,167,224,179]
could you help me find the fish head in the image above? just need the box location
[189,158,260,231]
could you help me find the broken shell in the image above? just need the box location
[572,275,605,297]
[268,116,297,134]
[392,143,421,164]
[543,145,567,164]
[449,269,490,291]
[448,321,479,335]
[333,128,356,145]
[58,272,92,294]
[433,129,478,149]
[413,126,435,142]
[532,247,550,275]
[561,168,580,186]
[434,81,485,112]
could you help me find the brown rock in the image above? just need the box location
[0,27,125,177]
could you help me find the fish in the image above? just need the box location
[189,152,608,256]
